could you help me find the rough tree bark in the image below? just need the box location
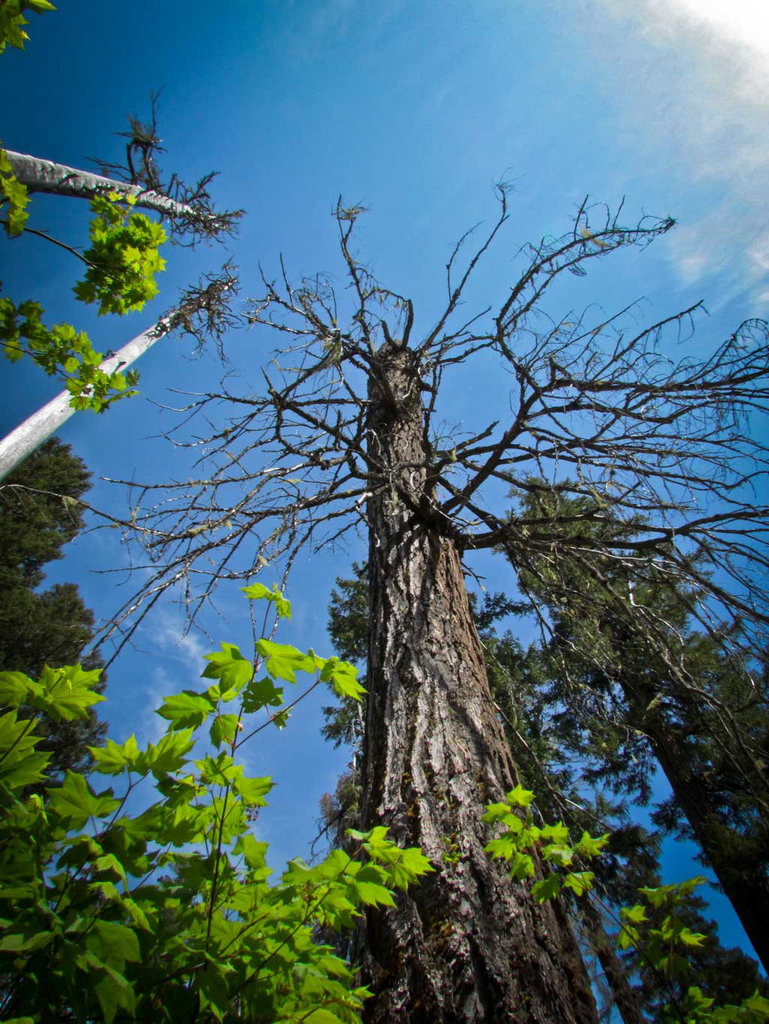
[357,340,598,1023]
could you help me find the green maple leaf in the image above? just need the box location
[202,642,253,693]
[506,784,535,807]
[507,850,535,881]
[47,772,120,828]
[256,638,316,683]
[532,873,561,902]
[574,830,610,859]
[322,657,366,700]
[232,773,272,807]
[562,871,595,896]
[540,821,570,845]
[34,664,105,721]
[156,690,214,729]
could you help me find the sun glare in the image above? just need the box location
[673,0,769,57]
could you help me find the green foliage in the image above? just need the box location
[508,483,769,994]
[321,565,371,752]
[0,292,140,411]
[0,0,54,54]
[242,581,293,620]
[622,879,769,1020]
[0,146,29,235]
[483,790,769,1024]
[73,193,167,315]
[0,588,428,1022]
[1,13,167,411]
[0,439,107,779]
[482,785,607,894]
[318,770,361,865]
[616,878,769,1024]
[0,438,91,587]
[0,4,52,233]
[326,564,369,667]
[441,835,462,868]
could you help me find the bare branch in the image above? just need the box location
[93,198,768,678]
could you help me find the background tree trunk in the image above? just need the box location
[580,897,646,1024]
[357,342,598,1023]
[0,317,173,482]
[630,692,769,973]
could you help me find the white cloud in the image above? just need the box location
[281,0,408,63]
[748,235,769,277]
[668,0,769,59]
[124,610,211,742]
[141,665,177,742]
[150,610,210,672]
[667,201,767,299]
[590,0,769,309]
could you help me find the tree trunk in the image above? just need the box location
[631,695,769,974]
[358,341,598,1022]
[580,897,646,1024]
[0,316,173,482]
[5,151,216,228]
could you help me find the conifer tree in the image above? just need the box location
[512,486,769,971]
[0,437,105,777]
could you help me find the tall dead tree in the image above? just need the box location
[1,101,242,477]
[104,190,769,1021]
[7,97,243,244]
[0,267,239,481]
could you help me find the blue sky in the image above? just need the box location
[2,0,767,964]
